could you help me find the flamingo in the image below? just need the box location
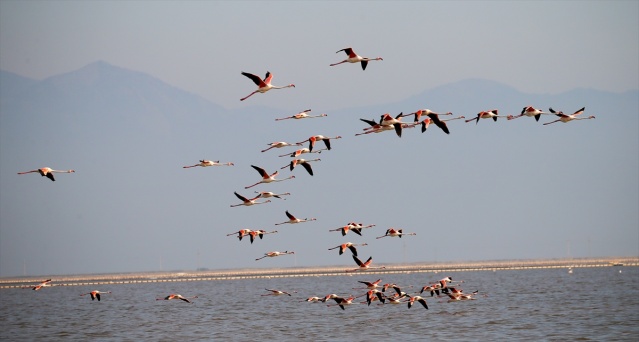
[544,107,594,125]
[323,293,341,303]
[245,165,295,189]
[400,109,453,123]
[329,222,376,236]
[355,278,382,289]
[296,135,342,152]
[383,294,408,305]
[300,296,325,303]
[361,289,386,306]
[230,191,271,207]
[407,295,429,309]
[328,242,368,256]
[227,229,252,241]
[80,290,111,301]
[330,47,383,70]
[275,210,316,225]
[255,250,295,261]
[275,109,327,121]
[465,109,505,124]
[346,255,386,272]
[386,284,412,298]
[356,118,403,137]
[240,71,295,101]
[182,160,234,168]
[420,283,443,297]
[278,147,325,158]
[327,295,357,310]
[402,113,464,134]
[156,294,197,303]
[281,158,321,176]
[262,289,297,296]
[507,106,549,122]
[248,229,278,244]
[376,228,416,239]
[25,279,52,290]
[17,167,75,182]
[378,113,405,137]
[254,191,291,200]
[261,141,303,153]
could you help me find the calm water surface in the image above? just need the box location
[1,267,637,341]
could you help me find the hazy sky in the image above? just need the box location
[1,1,637,277]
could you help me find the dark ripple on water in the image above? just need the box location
[0,267,638,341]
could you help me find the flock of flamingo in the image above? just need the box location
[17,47,592,304]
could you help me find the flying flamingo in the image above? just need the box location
[404,114,465,134]
[25,279,52,290]
[230,191,271,207]
[248,229,278,244]
[362,289,386,305]
[183,160,234,168]
[254,191,291,200]
[156,294,198,303]
[296,135,342,152]
[261,289,297,296]
[465,109,506,124]
[330,47,383,70]
[281,158,321,176]
[300,296,325,303]
[278,147,325,158]
[17,167,75,182]
[245,165,295,189]
[378,113,405,137]
[355,279,383,289]
[376,228,417,239]
[275,210,316,225]
[80,290,111,301]
[356,118,403,137]
[328,242,368,256]
[329,222,376,236]
[400,109,453,123]
[507,106,549,122]
[240,71,295,101]
[255,250,295,261]
[275,109,328,121]
[346,255,386,272]
[326,295,357,310]
[227,229,252,241]
[543,107,594,125]
[407,295,429,309]
[261,141,302,153]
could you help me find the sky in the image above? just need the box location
[0,1,638,277]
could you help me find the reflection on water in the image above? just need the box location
[0,267,637,341]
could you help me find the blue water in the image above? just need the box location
[1,267,637,341]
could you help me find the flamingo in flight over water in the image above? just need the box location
[465,109,506,124]
[255,250,295,261]
[407,295,429,309]
[326,295,357,310]
[254,191,291,200]
[507,106,549,122]
[275,109,327,121]
[240,71,295,101]
[543,107,594,125]
[346,255,386,272]
[183,160,234,168]
[275,210,316,225]
[261,141,302,153]
[230,191,271,207]
[262,289,297,296]
[156,294,197,303]
[355,279,383,289]
[25,279,52,290]
[17,167,75,182]
[282,158,321,176]
[328,242,368,256]
[80,290,111,301]
[245,165,295,189]
[330,47,383,70]
[376,228,416,239]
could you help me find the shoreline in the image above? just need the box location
[2,256,636,289]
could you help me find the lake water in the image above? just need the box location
[1,266,637,341]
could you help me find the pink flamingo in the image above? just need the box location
[403,113,465,134]
[296,135,342,152]
[346,255,386,272]
[261,141,302,153]
[376,228,417,239]
[17,167,74,182]
[407,295,429,309]
[275,109,327,121]
[230,191,271,207]
[254,191,291,200]
[355,278,383,289]
[183,160,234,168]
[330,47,383,70]
[465,109,506,124]
[25,279,52,290]
[328,242,368,256]
[300,296,325,303]
[80,290,111,301]
[245,165,295,189]
[326,295,357,310]
[240,71,295,101]
[400,109,453,123]
[278,147,325,158]
[544,107,594,125]
[247,230,278,244]
[156,294,197,303]
[275,210,316,225]
[255,250,295,261]
[262,289,297,296]
[281,158,321,176]
[360,289,386,306]
[227,229,252,241]
[507,106,549,122]
[356,117,404,137]
[329,222,376,236]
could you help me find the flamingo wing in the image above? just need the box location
[263,71,273,85]
[234,192,249,202]
[285,210,296,220]
[251,165,268,178]
[572,107,586,116]
[427,114,450,134]
[352,255,364,267]
[300,162,313,176]
[241,72,265,87]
